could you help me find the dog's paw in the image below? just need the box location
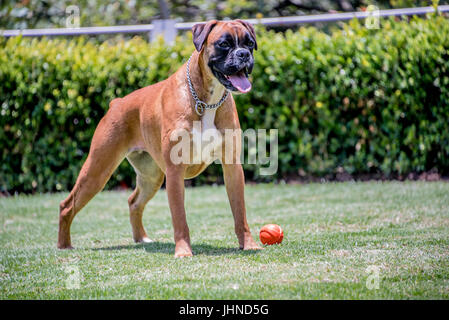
[57,244,74,250]
[241,240,263,251]
[174,250,194,258]
[139,237,154,243]
[174,241,193,258]
[243,245,263,251]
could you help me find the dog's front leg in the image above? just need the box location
[165,164,193,257]
[222,163,261,250]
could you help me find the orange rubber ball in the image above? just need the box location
[259,224,284,245]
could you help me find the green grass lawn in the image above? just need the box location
[1,181,448,299]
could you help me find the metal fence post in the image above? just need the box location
[151,19,177,43]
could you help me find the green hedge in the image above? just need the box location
[1,15,449,193]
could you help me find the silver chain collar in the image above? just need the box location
[186,55,229,116]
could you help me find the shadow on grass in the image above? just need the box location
[91,241,260,256]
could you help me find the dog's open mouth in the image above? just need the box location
[224,68,251,93]
[213,66,252,93]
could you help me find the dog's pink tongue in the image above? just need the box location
[228,73,251,93]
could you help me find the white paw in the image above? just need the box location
[140,237,154,243]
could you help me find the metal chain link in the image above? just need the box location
[186,55,229,116]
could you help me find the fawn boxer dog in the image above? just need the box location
[57,19,261,257]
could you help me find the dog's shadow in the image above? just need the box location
[91,241,259,256]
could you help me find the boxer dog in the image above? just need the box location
[58,19,261,257]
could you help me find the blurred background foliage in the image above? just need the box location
[1,14,448,193]
[1,0,448,29]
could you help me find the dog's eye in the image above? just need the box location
[247,40,255,48]
[218,41,230,49]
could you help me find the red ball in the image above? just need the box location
[259,224,284,245]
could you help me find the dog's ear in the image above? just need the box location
[192,20,218,52]
[235,19,257,50]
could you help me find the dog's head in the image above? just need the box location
[192,19,257,93]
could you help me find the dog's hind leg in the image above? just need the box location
[126,151,164,243]
[58,114,129,249]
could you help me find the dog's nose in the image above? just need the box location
[235,48,250,62]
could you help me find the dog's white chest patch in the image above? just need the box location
[192,109,223,164]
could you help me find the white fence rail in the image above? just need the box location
[1,5,448,39]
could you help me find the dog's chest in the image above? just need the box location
[191,109,223,164]
[201,108,218,131]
